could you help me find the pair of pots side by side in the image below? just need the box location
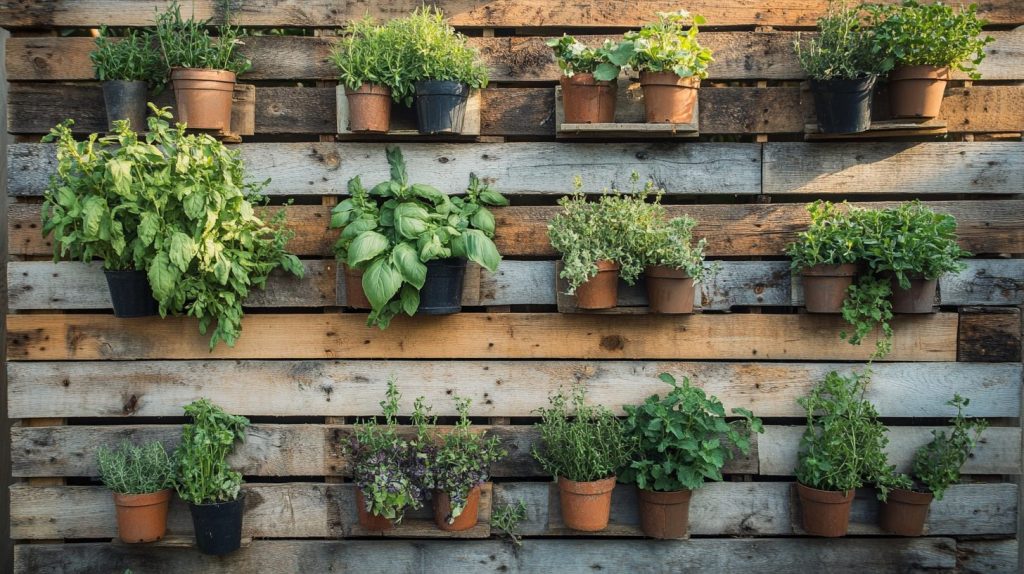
[561,72,699,125]
[345,80,471,134]
[355,485,484,532]
[112,490,246,555]
[802,263,937,314]
[557,477,693,539]
[811,65,950,134]
[345,257,467,314]
[102,68,237,133]
[797,483,934,537]
[575,261,696,313]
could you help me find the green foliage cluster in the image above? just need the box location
[786,200,862,271]
[621,373,762,492]
[546,35,635,81]
[91,27,165,85]
[531,386,636,483]
[174,399,249,505]
[155,0,251,75]
[42,107,303,348]
[330,147,506,328]
[795,1,880,80]
[866,0,993,79]
[840,274,894,356]
[639,212,709,280]
[491,500,528,546]
[625,11,713,79]
[330,18,408,99]
[795,371,894,493]
[97,441,175,495]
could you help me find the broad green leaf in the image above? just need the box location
[138,212,160,246]
[411,183,445,204]
[399,282,420,316]
[391,242,427,289]
[347,231,390,267]
[593,62,620,82]
[394,202,430,239]
[147,251,179,300]
[362,257,403,310]
[81,196,106,238]
[107,158,133,196]
[169,231,196,272]
[470,207,495,236]
[461,229,501,272]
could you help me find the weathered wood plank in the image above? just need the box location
[10,361,1017,419]
[6,312,958,361]
[940,259,1024,306]
[958,307,1023,363]
[763,142,1024,195]
[759,426,1022,476]
[958,539,1020,574]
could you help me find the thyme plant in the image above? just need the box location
[97,441,175,495]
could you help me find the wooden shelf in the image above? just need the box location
[336,85,481,138]
[555,85,699,139]
[110,535,254,549]
[804,118,947,140]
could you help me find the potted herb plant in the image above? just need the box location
[625,11,712,124]
[640,209,709,314]
[547,35,634,124]
[331,18,405,133]
[621,373,762,539]
[795,370,891,537]
[175,399,249,555]
[532,386,635,532]
[868,0,993,119]
[91,26,164,131]
[426,397,507,531]
[877,394,987,536]
[786,201,861,314]
[795,1,880,133]
[155,1,251,131]
[97,441,175,543]
[331,146,506,327]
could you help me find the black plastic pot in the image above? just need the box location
[104,269,159,318]
[188,495,245,555]
[415,80,469,135]
[418,257,467,315]
[810,75,877,134]
[102,80,148,132]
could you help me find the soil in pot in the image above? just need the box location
[640,72,699,124]
[415,80,469,134]
[346,83,392,133]
[889,65,950,119]
[113,488,173,543]
[102,80,148,132]
[796,483,854,537]
[801,263,859,313]
[170,68,236,131]
[638,488,692,539]
[433,485,482,532]
[104,269,159,318]
[645,265,695,314]
[355,489,393,531]
[561,73,616,124]
[879,488,933,536]
[889,274,937,314]
[573,260,620,310]
[343,265,372,309]
[557,475,617,531]
[810,75,877,133]
[418,257,467,315]
[188,494,245,555]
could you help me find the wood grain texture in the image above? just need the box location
[5,312,958,361]
[958,307,1023,363]
[958,540,1020,574]
[9,361,1018,419]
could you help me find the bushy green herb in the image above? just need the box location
[546,35,635,81]
[625,11,712,79]
[330,146,506,328]
[532,386,636,482]
[175,399,249,504]
[621,373,762,492]
[795,371,894,493]
[330,18,411,103]
[795,1,879,80]
[841,274,894,358]
[155,0,251,75]
[786,200,862,271]
[91,27,165,85]
[41,107,304,348]
[639,212,709,280]
[97,441,175,495]
[491,500,527,546]
[866,0,993,80]
[389,7,488,93]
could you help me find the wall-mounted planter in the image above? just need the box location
[570,260,621,310]
[637,487,692,539]
[809,75,877,134]
[639,72,699,124]
[644,265,695,314]
[170,68,236,132]
[104,269,159,318]
[418,257,467,315]
[796,483,853,537]
[102,80,148,132]
[557,475,616,532]
[889,65,950,119]
[889,274,937,314]
[345,83,392,133]
[560,73,616,124]
[415,80,470,134]
[433,484,482,532]
[556,81,699,139]
[355,489,393,531]
[112,488,172,543]
[336,86,480,137]
[800,263,858,313]
[188,494,245,555]
[879,488,933,536]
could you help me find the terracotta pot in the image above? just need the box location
[346,83,391,133]
[433,485,482,532]
[355,489,393,531]
[112,489,172,543]
[801,263,858,313]
[561,74,616,124]
[796,483,854,537]
[573,260,620,310]
[889,274,937,314]
[879,488,933,536]
[557,475,616,532]
[888,65,950,119]
[170,68,236,131]
[645,265,695,314]
[639,72,699,124]
[637,488,692,539]
[343,265,372,309]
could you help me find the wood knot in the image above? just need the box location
[600,335,625,351]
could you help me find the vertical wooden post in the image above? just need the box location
[1,25,12,573]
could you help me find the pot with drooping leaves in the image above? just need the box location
[91,27,163,131]
[638,204,710,314]
[548,35,633,123]
[97,441,176,543]
[627,11,712,124]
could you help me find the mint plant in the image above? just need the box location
[626,11,712,79]
[91,27,165,85]
[155,0,251,74]
[175,399,249,504]
[97,441,175,495]
[547,35,635,81]
[786,201,862,271]
[795,1,880,80]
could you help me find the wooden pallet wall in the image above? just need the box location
[3,2,1023,573]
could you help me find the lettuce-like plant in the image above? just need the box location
[625,11,712,79]
[546,34,635,81]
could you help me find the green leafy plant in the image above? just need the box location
[621,373,762,492]
[532,386,636,482]
[41,107,304,348]
[175,399,249,504]
[491,500,528,546]
[795,371,894,493]
[388,7,488,96]
[841,274,894,357]
[625,10,712,79]
[155,0,251,75]
[795,1,880,80]
[91,27,165,85]
[330,146,506,328]
[786,200,862,271]
[639,211,709,281]
[97,441,175,495]
[330,18,411,104]
[866,0,994,80]
[546,35,635,81]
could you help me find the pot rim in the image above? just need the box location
[645,265,694,279]
[637,487,693,504]
[809,74,878,92]
[346,82,391,96]
[112,488,173,506]
[801,263,859,277]
[188,492,246,509]
[562,73,615,87]
[889,65,951,81]
[558,475,617,495]
[885,487,935,505]
[593,259,621,272]
[639,71,700,88]
[170,67,237,82]
[796,482,854,503]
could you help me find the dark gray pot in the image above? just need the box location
[102,80,148,132]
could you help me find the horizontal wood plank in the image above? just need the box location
[958,540,1020,574]
[958,307,1023,363]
